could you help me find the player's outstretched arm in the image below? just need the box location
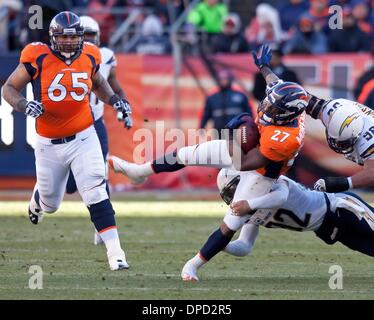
[231,181,289,216]
[252,44,280,85]
[315,159,374,192]
[2,64,31,113]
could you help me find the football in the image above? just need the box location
[235,115,259,153]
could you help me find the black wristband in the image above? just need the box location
[306,95,327,119]
[324,177,350,192]
[109,94,121,106]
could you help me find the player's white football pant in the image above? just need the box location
[107,249,129,270]
[33,126,108,212]
[181,259,199,281]
[108,156,147,184]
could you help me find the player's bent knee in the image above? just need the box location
[81,182,108,207]
[235,242,253,256]
[223,212,248,231]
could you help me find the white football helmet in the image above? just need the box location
[217,168,240,205]
[80,16,100,46]
[326,105,364,154]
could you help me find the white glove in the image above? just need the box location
[314,178,326,191]
[25,100,44,118]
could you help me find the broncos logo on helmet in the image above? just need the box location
[258,80,309,125]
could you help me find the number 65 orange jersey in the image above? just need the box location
[20,41,101,138]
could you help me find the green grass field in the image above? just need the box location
[0,200,373,300]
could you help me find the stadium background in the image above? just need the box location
[0,0,374,301]
[0,0,372,194]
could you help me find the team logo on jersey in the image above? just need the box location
[339,113,360,136]
[361,146,374,159]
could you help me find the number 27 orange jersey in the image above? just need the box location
[256,113,306,178]
[20,42,102,138]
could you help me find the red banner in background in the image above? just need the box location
[103,53,371,191]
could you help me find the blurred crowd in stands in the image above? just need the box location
[1,0,374,55]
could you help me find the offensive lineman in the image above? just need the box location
[2,12,132,270]
[66,15,131,197]
[66,16,131,245]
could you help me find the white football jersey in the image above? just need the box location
[90,47,117,121]
[248,176,334,231]
[321,98,374,165]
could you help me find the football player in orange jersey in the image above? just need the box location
[2,12,132,271]
[107,44,309,280]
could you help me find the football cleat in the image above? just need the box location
[108,156,147,184]
[108,250,129,271]
[28,192,43,225]
[28,206,43,225]
[181,260,199,281]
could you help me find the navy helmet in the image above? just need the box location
[258,80,309,124]
[49,11,84,56]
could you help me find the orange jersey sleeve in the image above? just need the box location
[20,42,50,79]
[82,42,102,76]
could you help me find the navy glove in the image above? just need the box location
[225,113,250,130]
[25,100,44,118]
[224,113,250,140]
[252,44,272,69]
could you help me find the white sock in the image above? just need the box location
[137,162,154,177]
[224,223,258,257]
[99,227,123,255]
[189,253,207,269]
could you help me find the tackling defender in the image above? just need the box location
[183,169,374,281]
[307,96,374,193]
[217,169,374,263]
[2,12,132,271]
[109,44,309,280]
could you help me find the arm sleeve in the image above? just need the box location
[247,181,289,210]
[252,72,266,101]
